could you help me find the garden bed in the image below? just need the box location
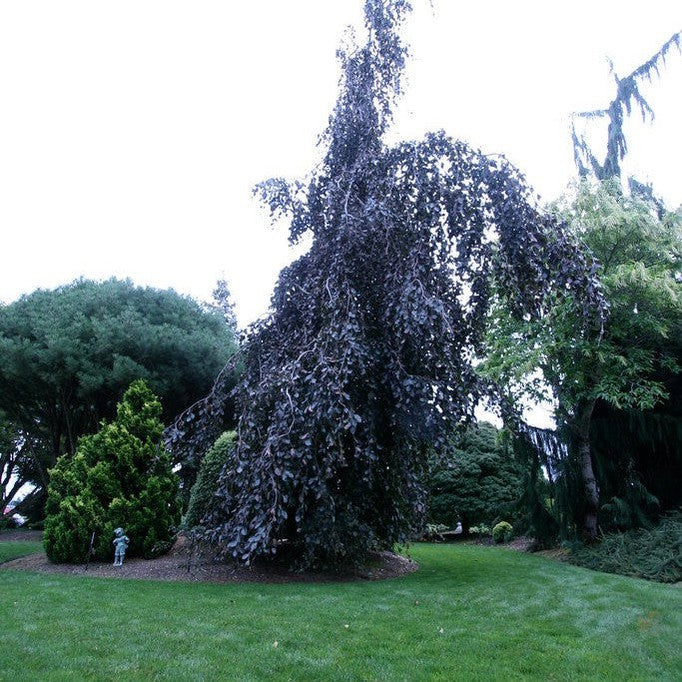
[1,534,417,584]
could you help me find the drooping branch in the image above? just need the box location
[170,0,604,568]
[571,30,681,180]
[163,352,241,471]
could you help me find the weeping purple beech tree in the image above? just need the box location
[168,0,602,568]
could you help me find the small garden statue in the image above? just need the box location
[112,527,130,566]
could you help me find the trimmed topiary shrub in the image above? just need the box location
[184,431,236,529]
[492,521,513,544]
[43,380,181,563]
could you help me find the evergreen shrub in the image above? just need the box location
[492,521,513,543]
[43,380,181,563]
[184,431,236,529]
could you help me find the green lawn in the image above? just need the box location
[0,540,42,563]
[1,541,680,681]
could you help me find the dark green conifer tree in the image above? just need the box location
[428,423,523,535]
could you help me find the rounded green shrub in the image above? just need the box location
[184,431,236,529]
[492,521,513,544]
[43,380,181,563]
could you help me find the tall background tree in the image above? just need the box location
[169,0,602,568]
[210,278,238,333]
[427,422,523,535]
[0,278,238,518]
[570,30,681,182]
[484,28,682,544]
[486,181,682,540]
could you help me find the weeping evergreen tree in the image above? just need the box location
[571,30,681,182]
[590,337,682,529]
[167,0,602,568]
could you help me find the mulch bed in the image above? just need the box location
[1,534,418,584]
[495,537,536,552]
[432,534,537,553]
[0,529,43,542]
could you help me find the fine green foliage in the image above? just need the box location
[43,381,181,563]
[486,180,682,539]
[184,431,236,529]
[428,423,523,534]
[492,521,514,544]
[1,543,680,680]
[491,181,682,416]
[570,512,682,583]
[0,278,238,519]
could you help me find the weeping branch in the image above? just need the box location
[571,30,681,180]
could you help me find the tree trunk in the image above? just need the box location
[576,401,599,541]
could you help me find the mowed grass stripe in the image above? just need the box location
[0,542,680,681]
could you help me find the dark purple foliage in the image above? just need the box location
[166,0,602,568]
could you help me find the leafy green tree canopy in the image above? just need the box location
[486,180,682,539]
[0,277,238,514]
[43,380,181,563]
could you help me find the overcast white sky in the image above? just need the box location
[1,0,681,332]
